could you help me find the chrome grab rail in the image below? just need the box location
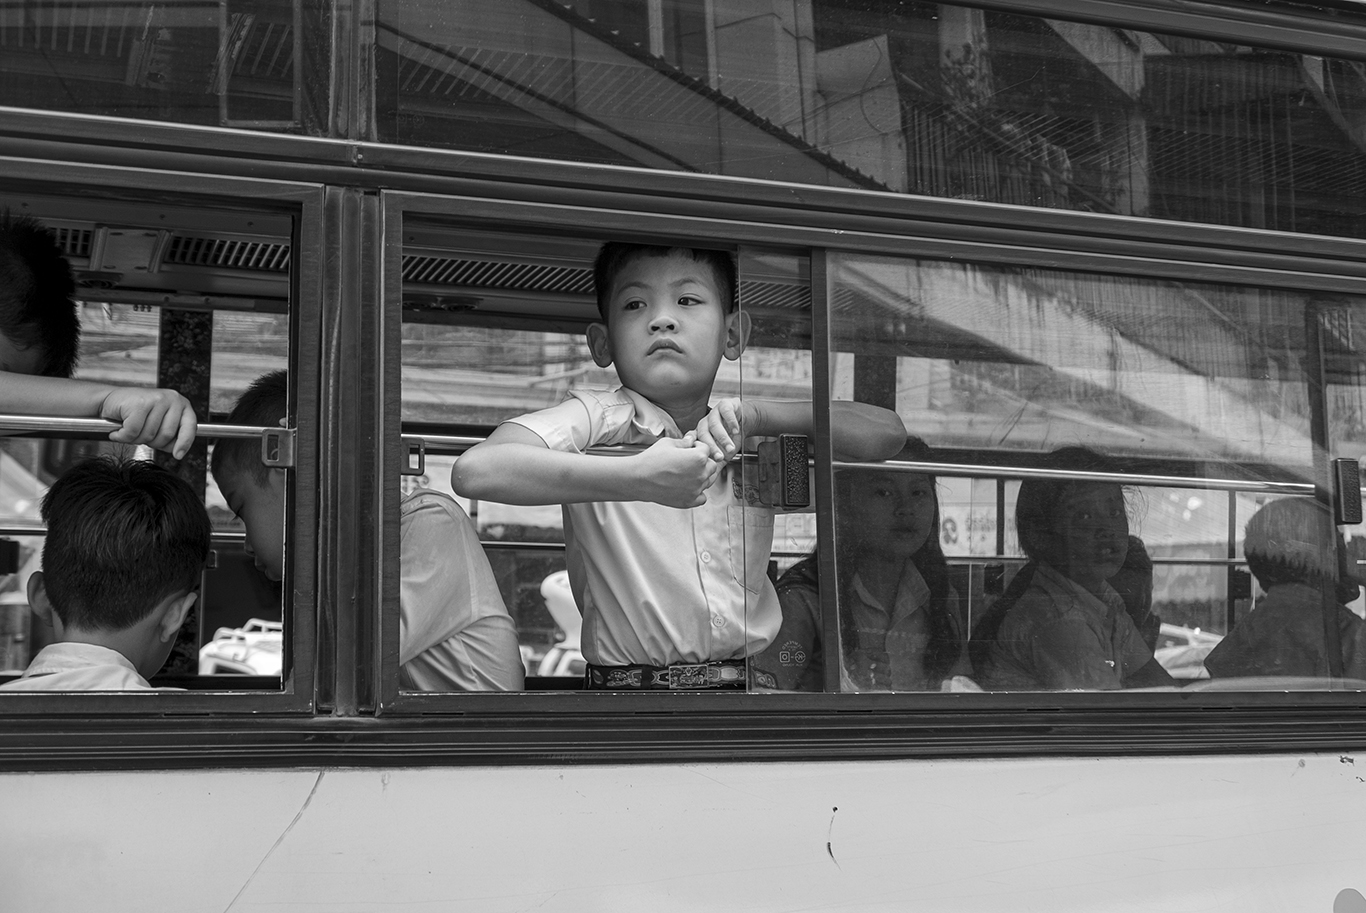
[0,415,295,467]
[835,459,1318,496]
[1,415,1327,496]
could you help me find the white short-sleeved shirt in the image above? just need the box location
[0,642,154,691]
[399,490,524,691]
[508,387,781,667]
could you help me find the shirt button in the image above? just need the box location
[711,614,726,628]
[700,550,712,563]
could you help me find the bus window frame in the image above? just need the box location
[377,187,1366,726]
[0,158,323,716]
[0,96,1362,761]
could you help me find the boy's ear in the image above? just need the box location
[586,322,614,368]
[26,572,54,628]
[722,309,751,361]
[157,590,198,644]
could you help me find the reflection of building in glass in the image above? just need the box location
[4,2,1364,235]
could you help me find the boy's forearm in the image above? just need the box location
[0,373,110,418]
[453,442,646,505]
[746,399,907,461]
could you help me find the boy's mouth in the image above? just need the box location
[647,340,683,355]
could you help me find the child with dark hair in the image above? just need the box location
[753,439,969,691]
[1204,497,1366,679]
[2,457,210,690]
[0,211,196,458]
[211,371,522,691]
[455,241,906,689]
[974,446,1172,691]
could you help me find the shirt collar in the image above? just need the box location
[619,387,684,440]
[1034,562,1125,615]
[24,642,141,677]
[851,562,930,623]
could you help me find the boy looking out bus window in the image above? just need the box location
[453,242,906,690]
[0,211,197,458]
[1,457,209,691]
[212,370,523,691]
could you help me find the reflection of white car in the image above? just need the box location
[198,619,283,675]
[1154,623,1223,679]
[536,570,585,678]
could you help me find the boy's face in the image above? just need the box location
[220,467,286,582]
[587,251,747,408]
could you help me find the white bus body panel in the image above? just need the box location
[3,753,1364,912]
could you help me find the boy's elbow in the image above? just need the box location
[836,406,907,461]
[451,447,495,499]
[867,418,909,460]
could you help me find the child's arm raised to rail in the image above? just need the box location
[453,422,723,509]
[1,372,198,459]
[696,398,907,463]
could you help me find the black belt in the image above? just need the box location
[586,660,748,690]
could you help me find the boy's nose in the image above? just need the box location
[649,311,677,332]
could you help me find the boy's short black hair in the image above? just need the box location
[210,369,287,488]
[592,242,738,322]
[0,210,80,378]
[40,457,210,631]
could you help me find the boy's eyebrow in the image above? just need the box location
[613,276,714,296]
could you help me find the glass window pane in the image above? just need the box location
[0,196,293,690]
[399,226,812,693]
[829,250,1366,692]
[375,1,1366,238]
[0,1,323,133]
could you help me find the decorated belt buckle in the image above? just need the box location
[710,663,744,684]
[668,663,708,689]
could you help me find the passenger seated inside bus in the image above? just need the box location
[212,371,523,691]
[972,446,1174,691]
[453,242,906,690]
[0,211,197,458]
[2,457,209,691]
[752,438,971,692]
[1203,497,1366,680]
[1107,534,1162,652]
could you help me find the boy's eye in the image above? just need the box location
[622,299,645,311]
[678,295,703,306]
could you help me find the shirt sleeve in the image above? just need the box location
[504,392,606,453]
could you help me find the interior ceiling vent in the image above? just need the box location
[741,281,809,313]
[403,255,594,294]
[52,227,93,260]
[164,235,291,272]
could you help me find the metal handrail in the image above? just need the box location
[3,415,1323,496]
[411,433,1319,495]
[834,459,1318,496]
[0,415,270,439]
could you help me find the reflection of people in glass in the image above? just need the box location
[976,447,1172,691]
[1204,497,1366,680]
[754,439,968,692]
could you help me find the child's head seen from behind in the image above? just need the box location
[587,243,746,414]
[0,210,79,378]
[36,457,210,675]
[210,370,288,582]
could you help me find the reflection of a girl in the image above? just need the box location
[974,447,1172,691]
[753,440,969,691]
